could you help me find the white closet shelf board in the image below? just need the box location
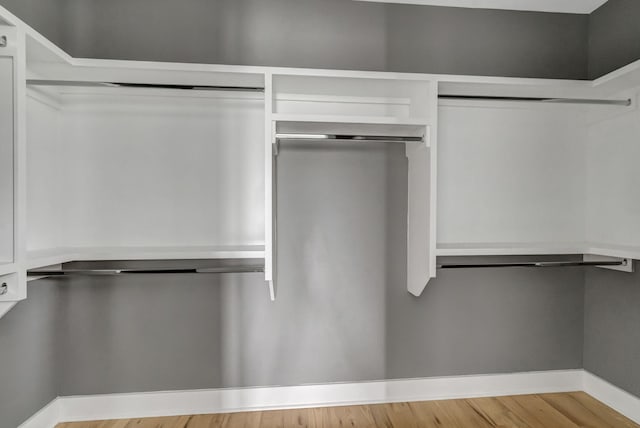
[272,114,429,127]
[26,62,266,92]
[274,118,429,142]
[353,0,607,14]
[436,243,640,261]
[586,244,640,261]
[436,243,587,256]
[439,78,595,100]
[26,246,265,270]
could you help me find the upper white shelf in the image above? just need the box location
[26,245,265,270]
[271,113,429,126]
[585,243,640,261]
[352,0,607,14]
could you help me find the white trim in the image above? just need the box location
[16,370,581,427]
[17,398,60,428]
[353,0,608,14]
[583,371,640,424]
[18,370,640,428]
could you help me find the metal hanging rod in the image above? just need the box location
[437,260,627,270]
[439,94,632,106]
[27,79,265,93]
[27,265,264,277]
[275,133,424,144]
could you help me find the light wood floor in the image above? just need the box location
[56,392,639,428]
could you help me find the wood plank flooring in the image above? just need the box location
[56,392,639,428]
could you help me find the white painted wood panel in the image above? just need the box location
[0,55,13,265]
[273,75,431,121]
[27,89,265,255]
[26,245,265,270]
[353,0,608,14]
[587,94,640,255]
[437,102,587,248]
[26,89,67,252]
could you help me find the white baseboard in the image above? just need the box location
[17,398,60,428]
[18,369,582,427]
[583,371,640,424]
[19,369,640,428]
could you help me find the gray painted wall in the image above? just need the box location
[386,4,588,79]
[0,282,60,428]
[0,1,637,425]
[2,0,589,79]
[584,263,640,397]
[589,0,640,79]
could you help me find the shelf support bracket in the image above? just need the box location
[583,254,634,273]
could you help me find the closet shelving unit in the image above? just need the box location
[267,72,437,298]
[1,4,639,318]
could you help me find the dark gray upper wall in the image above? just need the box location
[62,0,389,72]
[386,4,588,79]
[4,0,590,79]
[588,0,640,79]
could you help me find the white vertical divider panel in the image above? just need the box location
[0,24,27,305]
[14,27,27,299]
[264,72,276,300]
[406,81,437,297]
[586,89,640,259]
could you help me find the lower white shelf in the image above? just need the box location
[26,245,266,270]
[585,243,640,261]
[437,242,640,261]
[436,242,586,256]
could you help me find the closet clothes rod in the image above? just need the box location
[437,260,627,270]
[438,95,632,106]
[26,79,265,92]
[27,266,265,276]
[276,133,424,144]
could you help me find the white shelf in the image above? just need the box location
[436,242,640,261]
[585,243,640,261]
[272,113,428,126]
[26,245,265,270]
[436,242,587,257]
[273,115,430,147]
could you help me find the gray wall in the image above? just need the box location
[0,1,638,425]
[2,0,590,79]
[0,283,60,428]
[589,0,640,79]
[386,4,588,79]
[584,263,640,397]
